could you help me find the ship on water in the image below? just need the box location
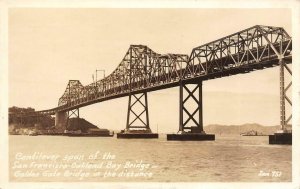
[240,130,267,136]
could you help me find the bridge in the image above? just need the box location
[10,25,292,142]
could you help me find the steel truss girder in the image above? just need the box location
[14,25,292,117]
[179,82,203,132]
[187,25,292,78]
[58,80,84,106]
[126,92,150,130]
[54,25,292,115]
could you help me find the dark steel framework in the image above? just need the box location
[179,82,203,133]
[12,25,292,132]
[280,59,292,130]
[126,93,150,131]
[66,108,79,129]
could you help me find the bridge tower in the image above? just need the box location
[66,108,80,131]
[116,45,158,139]
[269,42,292,144]
[117,92,158,138]
[126,93,150,131]
[167,81,215,141]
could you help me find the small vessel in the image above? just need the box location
[63,128,114,137]
[240,130,267,136]
[28,130,38,136]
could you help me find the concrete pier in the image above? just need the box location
[117,129,158,139]
[117,133,159,139]
[167,133,215,141]
[55,111,67,132]
[269,132,292,145]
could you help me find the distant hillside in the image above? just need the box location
[204,123,292,135]
[9,106,54,129]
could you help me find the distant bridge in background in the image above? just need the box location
[10,25,292,142]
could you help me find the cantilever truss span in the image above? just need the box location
[13,25,292,129]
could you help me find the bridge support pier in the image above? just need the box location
[167,81,215,141]
[55,111,68,132]
[117,92,158,139]
[55,109,80,133]
[269,59,292,145]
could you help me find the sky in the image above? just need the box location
[8,8,292,133]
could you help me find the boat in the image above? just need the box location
[63,129,114,137]
[240,130,267,136]
[28,130,38,136]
